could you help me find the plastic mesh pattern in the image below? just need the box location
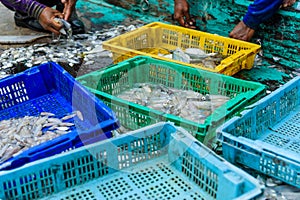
[262,134,289,148]
[259,108,300,153]
[118,132,163,169]
[93,160,207,200]
[97,177,133,199]
[260,157,297,183]
[275,112,300,138]
[288,142,300,153]
[63,151,108,188]
[3,168,55,200]
[128,166,164,188]
[60,189,97,200]
[182,151,218,199]
[0,94,69,120]
[0,81,29,110]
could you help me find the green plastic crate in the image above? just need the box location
[76,56,266,145]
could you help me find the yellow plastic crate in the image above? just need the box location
[103,22,261,76]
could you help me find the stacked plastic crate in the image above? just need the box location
[3,21,296,199]
[0,122,263,200]
[217,76,300,188]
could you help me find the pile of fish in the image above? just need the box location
[251,172,300,200]
[0,24,140,79]
[117,83,230,124]
[0,111,83,164]
[158,47,226,69]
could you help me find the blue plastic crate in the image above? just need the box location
[0,122,263,200]
[217,76,300,187]
[0,62,119,171]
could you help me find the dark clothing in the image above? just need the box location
[0,0,60,19]
[243,0,283,30]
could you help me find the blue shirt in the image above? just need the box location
[243,0,283,30]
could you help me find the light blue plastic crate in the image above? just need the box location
[0,122,262,200]
[217,76,300,187]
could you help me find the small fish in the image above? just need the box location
[55,130,70,135]
[61,113,77,121]
[35,116,48,125]
[45,131,57,137]
[0,144,10,158]
[56,126,69,131]
[47,118,62,124]
[117,83,230,123]
[43,122,58,128]
[48,125,58,130]
[59,122,75,127]
[40,112,56,117]
[32,124,43,136]
[74,110,84,121]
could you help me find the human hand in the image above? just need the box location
[229,21,255,41]
[61,0,77,21]
[282,0,296,7]
[38,7,64,35]
[174,0,196,29]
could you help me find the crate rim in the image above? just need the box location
[217,76,300,134]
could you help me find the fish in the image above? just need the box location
[0,24,143,74]
[61,113,77,121]
[40,112,56,117]
[74,110,84,121]
[0,112,77,164]
[116,83,230,124]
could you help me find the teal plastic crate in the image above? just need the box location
[217,76,300,187]
[0,122,263,200]
[76,56,266,145]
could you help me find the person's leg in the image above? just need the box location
[230,0,283,41]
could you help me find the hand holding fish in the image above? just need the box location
[39,7,64,35]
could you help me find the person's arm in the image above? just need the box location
[60,0,77,21]
[1,0,46,19]
[230,0,286,41]
[243,0,283,30]
[1,0,64,34]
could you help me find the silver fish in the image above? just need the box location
[116,83,230,124]
[0,111,80,164]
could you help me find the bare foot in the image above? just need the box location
[229,21,255,41]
